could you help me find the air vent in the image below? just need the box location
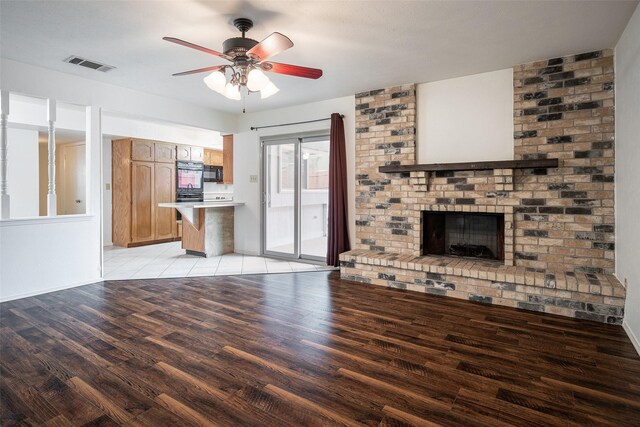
[63,56,116,72]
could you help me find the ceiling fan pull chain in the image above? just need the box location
[243,89,247,114]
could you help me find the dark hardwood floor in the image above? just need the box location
[1,271,640,426]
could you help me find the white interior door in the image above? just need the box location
[58,143,86,214]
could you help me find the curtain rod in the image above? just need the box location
[250,114,344,131]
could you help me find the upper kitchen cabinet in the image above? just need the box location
[131,139,155,161]
[205,149,223,166]
[124,138,177,163]
[177,145,191,161]
[191,146,204,162]
[155,142,177,163]
[223,134,233,184]
[177,145,205,162]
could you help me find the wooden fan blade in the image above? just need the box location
[247,32,293,61]
[163,37,233,61]
[172,65,224,77]
[262,62,323,79]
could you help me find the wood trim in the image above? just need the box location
[125,237,180,248]
[379,158,559,173]
[223,134,233,184]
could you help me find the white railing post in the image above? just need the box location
[47,98,57,216]
[0,91,9,219]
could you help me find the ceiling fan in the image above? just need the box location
[164,18,323,101]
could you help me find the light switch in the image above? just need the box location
[249,175,258,183]
[105,183,111,190]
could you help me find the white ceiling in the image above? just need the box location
[1,1,637,114]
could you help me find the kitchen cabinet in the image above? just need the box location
[154,162,177,240]
[204,149,223,166]
[112,138,179,247]
[223,134,233,184]
[177,145,191,161]
[177,145,204,162]
[131,161,155,243]
[191,146,204,162]
[131,139,155,161]
[155,143,177,163]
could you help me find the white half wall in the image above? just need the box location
[417,68,514,163]
[234,96,355,256]
[0,107,103,302]
[616,4,640,355]
[0,216,101,300]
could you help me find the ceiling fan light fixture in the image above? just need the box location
[246,68,270,92]
[203,70,227,93]
[260,81,279,99]
[223,82,241,100]
[165,18,322,105]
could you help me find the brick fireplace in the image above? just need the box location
[422,211,505,260]
[340,50,626,323]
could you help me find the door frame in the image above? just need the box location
[260,131,330,263]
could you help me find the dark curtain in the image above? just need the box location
[326,113,350,266]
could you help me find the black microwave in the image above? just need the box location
[204,165,223,183]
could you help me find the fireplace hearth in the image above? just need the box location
[422,212,505,260]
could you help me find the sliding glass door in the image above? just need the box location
[262,135,330,262]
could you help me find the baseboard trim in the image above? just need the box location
[234,249,261,256]
[623,320,640,356]
[0,277,103,303]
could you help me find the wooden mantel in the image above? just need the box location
[378,159,559,174]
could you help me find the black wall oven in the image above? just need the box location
[176,161,204,219]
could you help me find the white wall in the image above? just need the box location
[7,128,39,218]
[616,4,640,355]
[417,68,514,163]
[103,114,223,149]
[234,96,355,255]
[102,137,113,245]
[0,59,237,302]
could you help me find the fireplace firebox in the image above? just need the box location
[422,212,505,260]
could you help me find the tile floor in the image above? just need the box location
[103,242,334,280]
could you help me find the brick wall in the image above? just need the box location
[513,49,615,274]
[353,50,615,274]
[354,85,417,255]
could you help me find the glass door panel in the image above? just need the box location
[300,139,330,260]
[264,142,297,257]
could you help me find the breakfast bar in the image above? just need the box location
[158,201,244,257]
